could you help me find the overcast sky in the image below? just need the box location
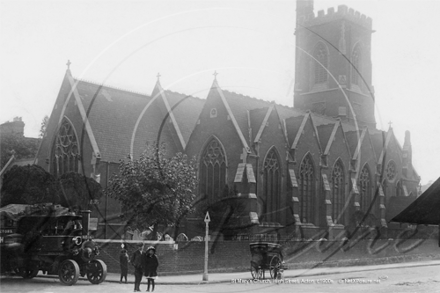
[1,0,439,184]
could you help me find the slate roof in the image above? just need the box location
[284,115,306,147]
[249,107,270,143]
[217,89,305,146]
[69,77,411,175]
[75,80,149,162]
[316,123,336,152]
[162,90,204,145]
[73,79,204,162]
[344,129,364,157]
[221,90,273,141]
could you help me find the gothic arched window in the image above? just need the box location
[386,160,397,182]
[52,118,79,177]
[199,137,227,204]
[314,42,328,84]
[263,148,281,223]
[359,166,371,213]
[299,154,315,224]
[351,44,362,86]
[331,160,345,224]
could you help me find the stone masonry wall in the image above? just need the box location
[95,235,440,275]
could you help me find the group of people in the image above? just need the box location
[119,243,159,292]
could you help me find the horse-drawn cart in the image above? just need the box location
[249,242,283,279]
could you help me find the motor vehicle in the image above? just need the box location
[0,203,107,285]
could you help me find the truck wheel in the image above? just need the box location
[58,259,79,286]
[86,259,107,284]
[20,267,39,279]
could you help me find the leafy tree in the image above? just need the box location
[0,134,40,169]
[39,115,49,138]
[1,166,103,210]
[106,144,198,237]
[58,172,103,209]
[0,165,59,207]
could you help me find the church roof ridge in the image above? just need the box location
[73,77,150,98]
[221,89,270,104]
[221,89,297,110]
[162,88,204,101]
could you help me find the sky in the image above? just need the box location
[0,0,439,185]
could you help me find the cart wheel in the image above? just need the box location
[20,267,39,279]
[86,259,107,284]
[269,255,282,279]
[58,259,80,286]
[250,265,263,280]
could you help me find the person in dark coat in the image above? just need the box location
[143,246,159,292]
[119,248,129,283]
[130,243,144,292]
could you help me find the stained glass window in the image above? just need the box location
[359,166,371,213]
[199,137,226,204]
[314,42,328,84]
[52,118,79,177]
[331,160,345,224]
[263,148,281,223]
[299,154,315,224]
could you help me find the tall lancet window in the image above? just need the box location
[52,118,79,177]
[351,44,362,86]
[331,160,345,224]
[199,137,226,204]
[263,147,281,223]
[359,166,371,213]
[314,42,328,84]
[299,154,315,224]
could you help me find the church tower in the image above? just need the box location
[294,0,375,127]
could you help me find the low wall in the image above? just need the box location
[95,235,440,275]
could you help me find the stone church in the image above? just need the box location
[36,0,420,240]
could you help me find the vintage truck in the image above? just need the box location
[0,203,107,285]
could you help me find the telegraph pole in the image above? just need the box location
[203,211,210,281]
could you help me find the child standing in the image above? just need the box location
[143,246,159,292]
[119,248,129,283]
[131,243,144,292]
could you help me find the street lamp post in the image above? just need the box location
[203,211,210,281]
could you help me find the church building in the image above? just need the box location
[35,0,420,240]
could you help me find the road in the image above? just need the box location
[1,262,439,293]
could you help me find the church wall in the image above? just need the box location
[185,88,246,199]
[295,10,375,125]
[356,137,379,218]
[93,161,123,239]
[184,91,252,238]
[347,22,373,89]
[382,136,404,222]
[36,74,73,171]
[324,127,352,227]
[302,22,341,91]
[63,105,94,178]
[253,109,292,231]
[291,119,322,228]
[383,147,401,191]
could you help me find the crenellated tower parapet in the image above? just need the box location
[298,5,373,30]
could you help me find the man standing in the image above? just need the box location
[130,243,144,292]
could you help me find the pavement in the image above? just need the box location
[35,259,440,285]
